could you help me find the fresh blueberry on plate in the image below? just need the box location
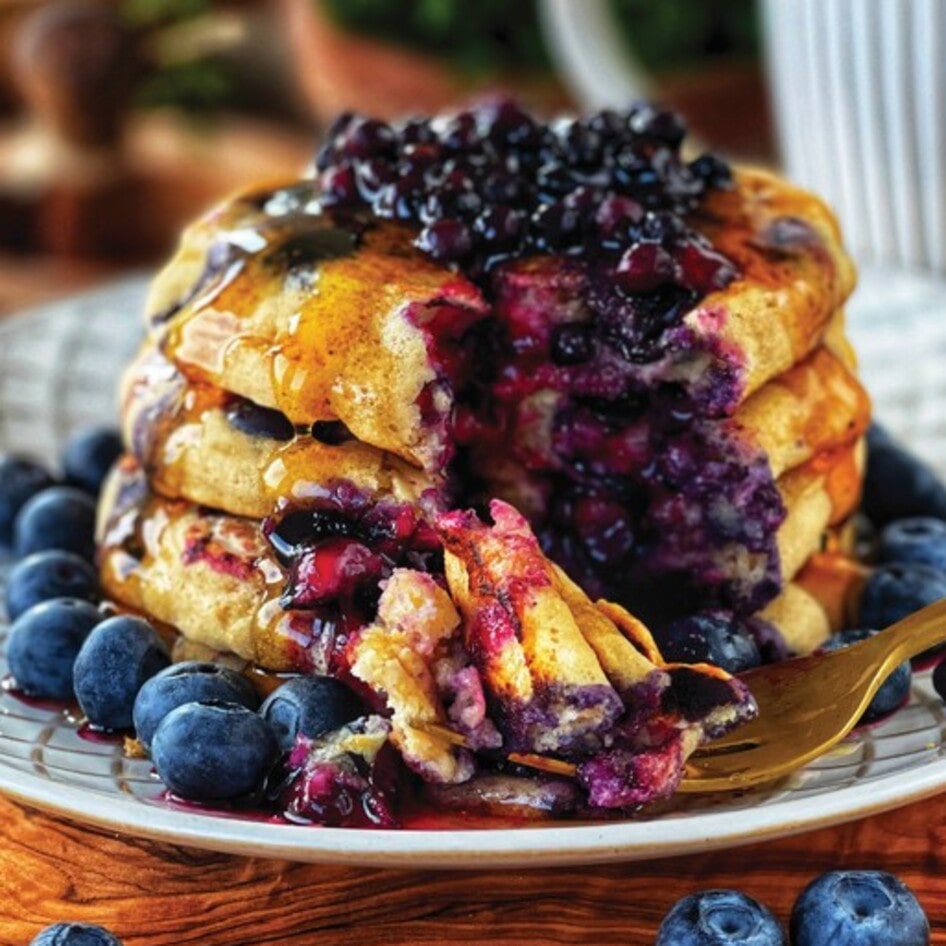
[790,870,929,946]
[260,676,366,751]
[821,628,911,723]
[656,889,786,945]
[862,424,946,527]
[13,486,97,561]
[0,454,55,548]
[151,701,279,801]
[61,426,123,496]
[5,550,98,621]
[73,615,170,730]
[877,517,946,572]
[655,611,762,674]
[7,598,102,699]
[30,922,123,946]
[132,660,259,750]
[858,563,946,630]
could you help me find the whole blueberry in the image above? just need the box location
[656,889,786,946]
[132,660,259,749]
[151,701,279,801]
[73,616,170,729]
[656,611,762,674]
[859,563,946,630]
[863,424,946,527]
[5,550,98,621]
[260,676,365,751]
[822,628,911,723]
[7,598,102,699]
[13,486,97,561]
[878,517,946,571]
[30,923,123,946]
[61,426,123,496]
[790,870,929,946]
[0,454,55,547]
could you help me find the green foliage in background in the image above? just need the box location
[323,0,759,75]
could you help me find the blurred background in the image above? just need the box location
[0,0,769,314]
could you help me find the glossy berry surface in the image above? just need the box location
[862,424,946,527]
[822,628,911,723]
[655,889,786,945]
[61,426,123,496]
[790,870,929,946]
[151,701,278,801]
[654,611,762,673]
[13,486,97,561]
[858,563,946,631]
[132,660,259,749]
[260,675,366,751]
[6,598,101,699]
[5,550,98,621]
[225,397,295,442]
[30,923,123,946]
[73,616,170,730]
[0,454,55,547]
[877,517,946,571]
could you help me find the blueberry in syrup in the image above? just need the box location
[0,454,55,548]
[862,423,946,527]
[30,923,124,946]
[60,426,123,496]
[151,701,278,802]
[858,563,946,632]
[5,550,98,621]
[6,598,102,699]
[821,628,911,723]
[655,611,762,674]
[224,397,295,442]
[259,676,366,752]
[73,615,170,730]
[877,517,946,572]
[655,889,786,946]
[790,871,929,946]
[310,420,354,445]
[132,660,258,750]
[13,485,97,562]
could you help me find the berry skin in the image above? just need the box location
[0,454,55,548]
[858,563,946,630]
[933,658,946,702]
[132,661,259,750]
[260,676,366,751]
[877,517,946,571]
[656,889,786,946]
[73,616,170,730]
[224,399,295,442]
[60,426,123,496]
[5,550,98,621]
[790,870,929,946]
[30,923,123,946]
[656,611,762,674]
[6,598,102,699]
[13,486,98,561]
[862,424,946,527]
[821,628,911,723]
[151,701,279,802]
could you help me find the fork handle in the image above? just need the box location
[859,598,946,674]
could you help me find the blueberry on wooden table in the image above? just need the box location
[655,889,786,945]
[5,550,98,621]
[73,615,170,730]
[60,426,123,496]
[132,660,259,750]
[260,675,367,751]
[6,598,102,699]
[0,454,54,548]
[877,517,946,571]
[151,701,279,802]
[13,485,97,561]
[30,923,123,945]
[790,871,929,946]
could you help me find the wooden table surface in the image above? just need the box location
[1,279,943,945]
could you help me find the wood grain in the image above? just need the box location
[0,792,943,945]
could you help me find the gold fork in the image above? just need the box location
[678,597,946,793]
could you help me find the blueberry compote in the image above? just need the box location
[315,99,784,621]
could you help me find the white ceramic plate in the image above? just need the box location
[3,272,946,869]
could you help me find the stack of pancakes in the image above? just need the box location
[97,165,868,680]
